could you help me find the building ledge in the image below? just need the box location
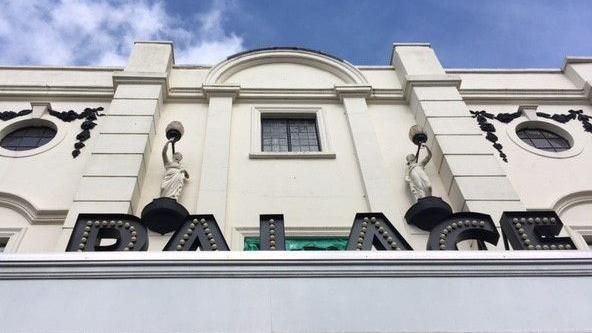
[2,251,592,279]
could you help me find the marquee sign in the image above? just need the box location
[65,122,577,253]
[66,210,576,252]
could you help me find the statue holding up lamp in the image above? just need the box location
[405,142,433,201]
[403,125,452,231]
[160,121,189,200]
[141,121,190,235]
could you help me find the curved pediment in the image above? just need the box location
[205,48,367,88]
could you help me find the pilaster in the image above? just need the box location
[195,84,240,235]
[392,43,525,225]
[335,85,404,228]
[55,41,173,251]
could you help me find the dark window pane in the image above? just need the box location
[523,129,545,138]
[548,138,569,149]
[262,119,289,152]
[517,128,571,153]
[20,137,41,147]
[530,138,552,148]
[288,119,319,152]
[0,126,56,151]
[541,131,559,139]
[262,117,320,152]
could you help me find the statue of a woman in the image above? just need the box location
[405,143,432,201]
[160,139,189,200]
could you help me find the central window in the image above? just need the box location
[261,117,320,152]
[250,106,335,159]
[244,237,348,251]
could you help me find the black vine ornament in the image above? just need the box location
[0,109,32,121]
[537,109,592,134]
[48,107,105,158]
[470,110,522,162]
[0,106,104,158]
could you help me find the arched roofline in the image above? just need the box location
[0,192,66,224]
[205,47,368,85]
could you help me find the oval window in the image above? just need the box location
[516,128,571,153]
[0,126,57,151]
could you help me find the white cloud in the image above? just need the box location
[0,0,244,66]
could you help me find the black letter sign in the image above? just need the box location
[259,214,286,250]
[499,211,576,250]
[427,212,499,250]
[163,215,229,251]
[66,214,148,251]
[346,213,412,250]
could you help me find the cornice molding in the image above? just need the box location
[167,87,404,102]
[334,84,372,100]
[584,82,592,102]
[112,72,168,101]
[1,251,592,279]
[446,68,563,74]
[459,88,588,102]
[0,85,114,99]
[403,74,462,100]
[202,84,240,100]
[112,71,168,89]
[0,65,122,71]
[562,56,592,70]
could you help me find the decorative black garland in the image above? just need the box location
[0,109,32,121]
[471,108,592,162]
[536,109,591,133]
[48,107,105,157]
[469,110,522,162]
[0,106,104,158]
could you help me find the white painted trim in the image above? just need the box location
[506,119,584,159]
[205,49,368,85]
[403,74,462,100]
[0,192,67,225]
[459,88,587,102]
[249,152,336,159]
[562,56,592,70]
[0,227,26,253]
[2,251,592,279]
[554,191,592,215]
[202,84,240,99]
[0,85,114,99]
[0,65,122,71]
[565,225,592,250]
[447,68,563,73]
[171,65,211,69]
[356,65,394,70]
[392,42,432,47]
[249,106,335,159]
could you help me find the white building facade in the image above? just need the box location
[1,42,592,332]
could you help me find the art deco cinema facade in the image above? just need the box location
[1,42,592,332]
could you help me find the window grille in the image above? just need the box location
[262,118,320,152]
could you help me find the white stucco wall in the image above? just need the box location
[0,101,109,212]
[466,103,592,210]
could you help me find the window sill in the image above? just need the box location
[249,151,336,159]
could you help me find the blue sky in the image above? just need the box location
[1,0,591,68]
